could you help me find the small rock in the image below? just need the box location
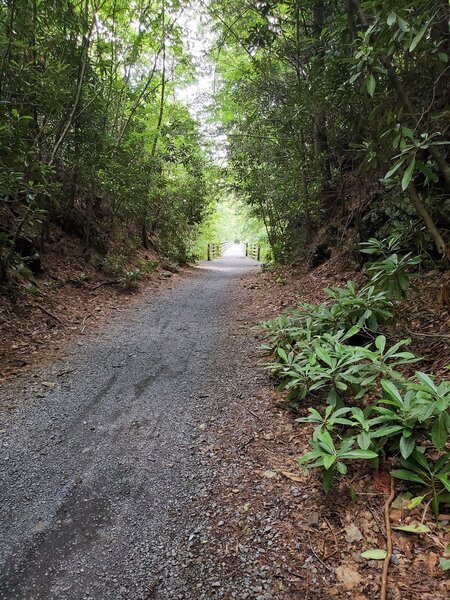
[345,523,363,543]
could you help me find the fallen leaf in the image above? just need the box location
[391,492,413,510]
[389,509,403,522]
[335,564,363,590]
[392,523,430,534]
[262,469,277,479]
[414,552,438,569]
[281,471,304,482]
[306,511,319,525]
[41,381,56,389]
[361,549,387,560]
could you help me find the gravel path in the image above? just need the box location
[0,255,259,600]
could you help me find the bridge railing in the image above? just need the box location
[246,242,261,261]
[206,240,261,261]
[207,242,221,261]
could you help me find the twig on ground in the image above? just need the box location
[324,517,339,553]
[92,280,120,291]
[80,312,93,333]
[248,408,261,419]
[57,368,77,377]
[381,476,395,600]
[239,435,255,450]
[34,303,64,325]
[308,532,334,573]
[404,326,450,340]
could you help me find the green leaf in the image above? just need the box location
[409,22,429,52]
[370,425,403,438]
[401,157,416,190]
[391,469,426,485]
[431,413,448,450]
[315,346,333,367]
[375,335,386,353]
[384,158,405,180]
[416,371,438,393]
[277,347,288,362]
[340,449,378,460]
[397,17,409,32]
[387,13,397,26]
[437,474,450,492]
[361,549,387,560]
[416,161,439,183]
[322,467,334,494]
[317,428,335,454]
[407,495,426,509]
[381,379,403,403]
[367,74,376,97]
[323,454,336,470]
[392,523,430,534]
[438,52,448,63]
[357,431,371,450]
[440,557,450,571]
[400,435,415,459]
[336,461,348,475]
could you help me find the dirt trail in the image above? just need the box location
[0,254,259,600]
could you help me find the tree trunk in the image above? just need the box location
[407,182,448,258]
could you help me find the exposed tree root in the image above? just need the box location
[381,476,395,600]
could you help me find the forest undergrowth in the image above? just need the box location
[230,244,450,600]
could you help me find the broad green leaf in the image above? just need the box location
[336,461,348,475]
[277,347,288,362]
[400,435,415,459]
[381,379,402,403]
[371,425,403,438]
[315,346,333,367]
[416,371,438,393]
[440,557,450,571]
[323,454,336,470]
[384,158,405,179]
[387,13,397,26]
[431,414,448,450]
[437,474,450,493]
[401,157,416,190]
[357,431,371,450]
[407,495,426,509]
[375,335,386,353]
[397,16,409,32]
[391,469,426,484]
[322,467,334,494]
[367,74,376,97]
[416,161,439,183]
[340,449,378,459]
[409,22,429,52]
